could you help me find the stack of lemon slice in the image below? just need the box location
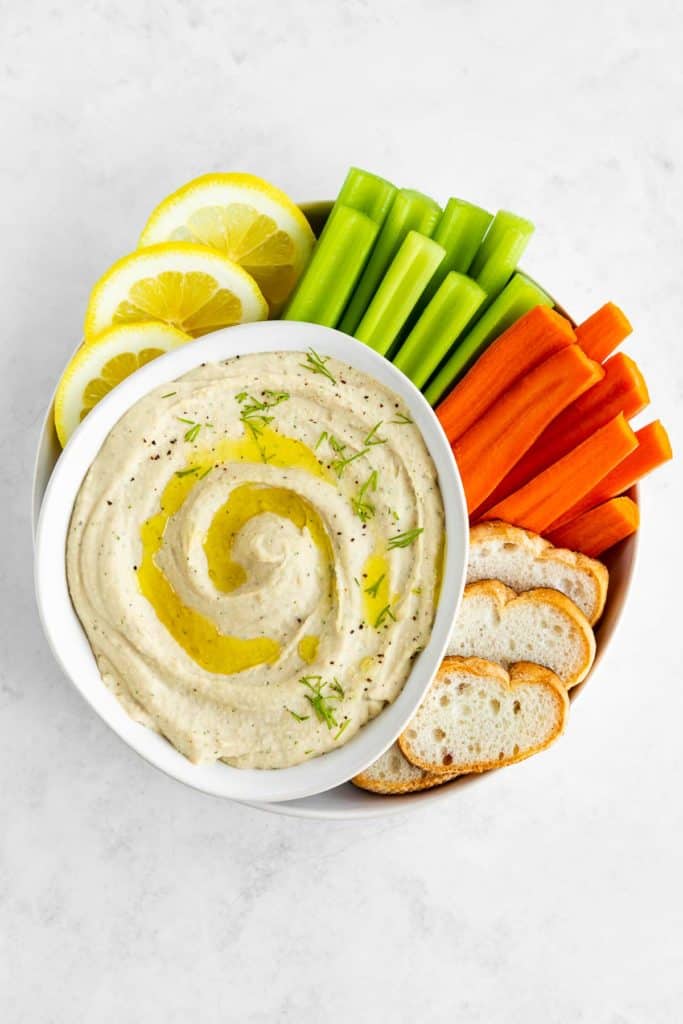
[55,173,315,445]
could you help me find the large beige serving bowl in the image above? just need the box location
[31,201,638,818]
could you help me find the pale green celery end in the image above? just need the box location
[282,205,378,326]
[433,199,494,272]
[474,225,535,312]
[411,201,492,323]
[339,189,442,334]
[469,210,535,278]
[337,167,398,224]
[355,232,446,356]
[314,169,397,251]
[423,274,551,405]
[394,273,486,389]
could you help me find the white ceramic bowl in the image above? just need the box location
[34,321,469,805]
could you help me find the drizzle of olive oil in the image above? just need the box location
[298,635,320,664]
[361,549,391,626]
[136,425,334,675]
[204,483,333,592]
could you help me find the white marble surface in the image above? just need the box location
[2,0,682,1020]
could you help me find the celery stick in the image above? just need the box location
[335,166,398,224]
[423,273,552,405]
[340,189,442,334]
[469,211,534,276]
[469,210,534,309]
[316,167,396,248]
[355,231,445,356]
[283,205,379,327]
[393,272,486,389]
[414,199,492,314]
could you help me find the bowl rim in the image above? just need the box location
[34,320,469,803]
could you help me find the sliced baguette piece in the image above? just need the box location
[352,742,459,794]
[448,580,595,689]
[399,656,568,774]
[468,520,608,625]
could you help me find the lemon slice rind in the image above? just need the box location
[54,322,190,447]
[138,173,315,312]
[83,242,268,341]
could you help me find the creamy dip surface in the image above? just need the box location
[67,350,446,768]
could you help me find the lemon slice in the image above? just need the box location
[54,323,190,446]
[84,242,268,341]
[138,173,315,314]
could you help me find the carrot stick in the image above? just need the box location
[482,414,638,534]
[576,302,632,363]
[436,306,575,443]
[547,497,639,557]
[478,353,649,511]
[549,420,672,529]
[453,345,603,514]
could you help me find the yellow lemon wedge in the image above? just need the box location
[138,173,315,314]
[54,323,190,446]
[84,242,268,341]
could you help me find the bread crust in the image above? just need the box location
[452,579,596,689]
[468,520,609,625]
[351,742,459,794]
[398,656,569,775]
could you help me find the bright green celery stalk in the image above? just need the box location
[340,189,442,334]
[316,167,397,249]
[283,205,379,327]
[334,166,397,223]
[354,231,445,356]
[412,199,492,315]
[393,272,486,389]
[469,210,534,310]
[423,273,552,405]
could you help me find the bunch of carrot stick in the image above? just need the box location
[436,303,672,557]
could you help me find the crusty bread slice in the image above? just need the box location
[352,742,459,794]
[448,580,595,689]
[399,656,568,774]
[468,520,608,625]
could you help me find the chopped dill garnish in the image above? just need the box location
[299,675,344,730]
[364,573,385,598]
[175,465,200,478]
[236,389,289,439]
[364,422,387,446]
[351,470,378,522]
[329,678,345,698]
[314,430,328,450]
[328,434,346,454]
[374,603,397,628]
[286,707,310,723]
[334,720,350,742]
[161,391,177,398]
[391,411,413,425]
[198,465,214,480]
[332,447,369,479]
[300,348,336,383]
[387,527,424,549]
[177,417,212,443]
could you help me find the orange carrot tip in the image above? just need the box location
[483,413,638,534]
[551,419,672,529]
[436,305,575,444]
[576,302,632,363]
[547,497,639,558]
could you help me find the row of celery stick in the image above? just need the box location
[283,167,547,405]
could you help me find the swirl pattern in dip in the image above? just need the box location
[67,351,445,768]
